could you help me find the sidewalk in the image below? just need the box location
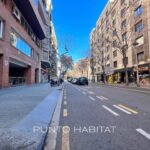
[0,83,63,150]
[90,82,150,91]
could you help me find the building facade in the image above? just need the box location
[0,0,57,88]
[50,21,58,77]
[90,0,150,84]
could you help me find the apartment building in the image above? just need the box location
[0,0,57,88]
[39,0,52,83]
[90,0,150,84]
[50,21,58,77]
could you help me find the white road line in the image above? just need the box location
[89,96,95,101]
[96,96,108,101]
[136,128,150,140]
[113,105,131,115]
[88,91,94,94]
[96,96,104,101]
[102,105,120,116]
[110,86,150,94]
[82,92,87,95]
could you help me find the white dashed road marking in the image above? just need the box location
[82,92,87,95]
[102,105,120,116]
[88,91,94,94]
[96,96,108,101]
[89,96,95,101]
[136,128,150,140]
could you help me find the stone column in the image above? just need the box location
[0,55,9,88]
[24,66,35,84]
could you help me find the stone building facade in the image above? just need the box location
[90,0,150,84]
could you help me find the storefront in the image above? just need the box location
[133,64,150,84]
[108,68,133,84]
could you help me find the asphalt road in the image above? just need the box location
[55,82,150,150]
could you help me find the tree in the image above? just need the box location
[77,58,89,77]
[60,54,73,76]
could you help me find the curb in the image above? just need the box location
[41,86,64,150]
[96,83,150,92]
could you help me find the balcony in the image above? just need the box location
[13,0,46,40]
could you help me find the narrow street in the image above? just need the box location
[55,82,150,150]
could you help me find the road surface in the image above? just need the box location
[55,82,150,150]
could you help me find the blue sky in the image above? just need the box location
[52,0,108,62]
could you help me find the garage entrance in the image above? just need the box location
[9,59,29,86]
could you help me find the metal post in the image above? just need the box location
[136,50,140,87]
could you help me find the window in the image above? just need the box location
[137,52,144,62]
[113,50,117,57]
[114,61,118,68]
[10,30,32,57]
[135,21,143,32]
[135,36,144,46]
[0,18,4,38]
[106,10,109,16]
[112,19,116,26]
[121,19,127,29]
[107,55,110,61]
[113,40,117,47]
[135,6,142,17]
[122,32,127,42]
[34,0,38,8]
[113,29,117,36]
[121,8,126,17]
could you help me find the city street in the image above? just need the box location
[55,82,150,150]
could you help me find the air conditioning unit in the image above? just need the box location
[10,32,17,47]
[13,6,21,21]
[31,34,36,41]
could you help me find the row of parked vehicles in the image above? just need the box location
[67,77,89,85]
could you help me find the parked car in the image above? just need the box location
[77,77,88,85]
[71,78,79,84]
[67,77,73,82]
